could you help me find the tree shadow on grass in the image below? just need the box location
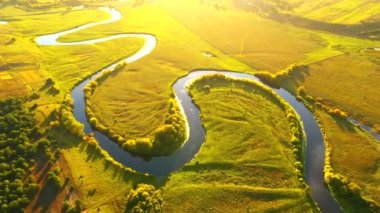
[39,81,51,92]
[84,144,102,162]
[35,160,52,183]
[99,158,156,186]
[331,115,357,133]
[41,110,57,127]
[48,126,82,149]
[290,68,310,84]
[32,183,61,212]
[103,159,112,171]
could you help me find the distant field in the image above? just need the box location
[163,0,330,72]
[0,7,116,99]
[163,76,314,212]
[9,9,109,35]
[288,0,380,24]
[40,38,144,93]
[0,28,45,99]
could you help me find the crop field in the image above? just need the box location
[0,0,380,212]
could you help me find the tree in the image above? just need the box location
[46,172,62,191]
[125,184,162,213]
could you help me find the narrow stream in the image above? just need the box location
[33,7,343,212]
[347,118,380,141]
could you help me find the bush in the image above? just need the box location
[297,86,306,97]
[46,172,62,191]
[25,183,39,199]
[255,64,309,88]
[30,93,40,100]
[59,99,84,137]
[45,78,54,86]
[36,139,50,152]
[328,108,347,118]
[64,199,83,213]
[325,173,379,212]
[123,138,153,155]
[125,184,162,213]
[152,124,184,154]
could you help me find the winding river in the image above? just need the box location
[33,7,343,213]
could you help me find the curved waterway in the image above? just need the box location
[35,7,341,212]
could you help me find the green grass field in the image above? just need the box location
[162,76,315,212]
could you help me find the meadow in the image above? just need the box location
[163,76,315,212]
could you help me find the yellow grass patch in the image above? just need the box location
[0,72,30,99]
[0,72,13,80]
